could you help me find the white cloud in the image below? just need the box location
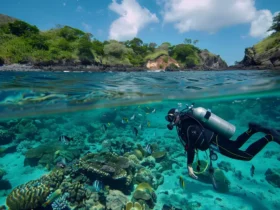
[159,0,275,38]
[108,0,159,41]
[82,22,92,32]
[250,11,280,38]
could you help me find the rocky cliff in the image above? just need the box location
[195,50,228,70]
[231,32,280,70]
[146,55,180,70]
[147,50,228,71]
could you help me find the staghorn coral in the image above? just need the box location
[51,192,70,210]
[6,180,50,210]
[76,152,135,192]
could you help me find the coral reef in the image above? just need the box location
[124,201,145,210]
[106,190,128,210]
[192,160,230,193]
[76,152,135,193]
[132,182,156,209]
[6,180,50,210]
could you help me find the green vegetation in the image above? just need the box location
[0,14,17,26]
[253,13,280,54]
[253,32,280,54]
[268,13,280,33]
[0,14,210,68]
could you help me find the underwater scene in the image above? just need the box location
[0,70,280,210]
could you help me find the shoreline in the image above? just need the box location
[0,64,279,72]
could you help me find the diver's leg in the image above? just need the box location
[213,135,273,161]
[231,124,261,148]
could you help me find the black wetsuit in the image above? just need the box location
[176,114,274,165]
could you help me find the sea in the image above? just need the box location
[0,70,280,210]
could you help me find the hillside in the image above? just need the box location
[233,32,280,70]
[0,14,17,26]
[0,14,228,71]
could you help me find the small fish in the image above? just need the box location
[59,135,73,145]
[93,180,104,192]
[145,144,152,154]
[179,176,185,189]
[122,117,129,124]
[152,109,156,113]
[102,124,107,132]
[56,158,67,168]
[147,121,151,127]
[130,114,135,120]
[34,119,42,124]
[250,165,255,177]
[133,127,138,136]
[138,113,143,116]
[138,124,142,130]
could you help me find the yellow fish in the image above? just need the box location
[179,176,185,189]
[147,121,150,127]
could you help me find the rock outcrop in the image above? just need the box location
[229,32,280,70]
[147,51,228,71]
[195,50,228,70]
[146,55,180,70]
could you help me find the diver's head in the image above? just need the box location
[165,108,180,130]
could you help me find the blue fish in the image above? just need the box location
[93,180,104,192]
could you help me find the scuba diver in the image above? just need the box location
[165,104,280,180]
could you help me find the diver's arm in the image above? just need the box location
[186,125,201,179]
[187,148,198,179]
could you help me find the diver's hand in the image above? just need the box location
[187,165,198,179]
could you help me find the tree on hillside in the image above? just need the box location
[268,13,280,33]
[193,40,199,45]
[77,33,94,64]
[92,39,104,56]
[59,26,85,41]
[158,42,171,51]
[148,42,157,52]
[184,38,192,44]
[104,40,132,58]
[8,20,39,37]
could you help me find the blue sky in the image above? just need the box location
[0,0,279,65]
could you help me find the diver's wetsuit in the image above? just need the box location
[176,114,274,164]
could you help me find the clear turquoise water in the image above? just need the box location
[0,70,280,210]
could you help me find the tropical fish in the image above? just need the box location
[179,176,185,189]
[138,113,143,116]
[93,180,104,192]
[147,121,151,127]
[102,124,107,132]
[145,144,152,154]
[56,158,67,168]
[250,165,255,177]
[152,109,156,113]
[42,189,62,207]
[130,114,135,120]
[133,127,138,136]
[122,117,129,124]
[59,135,73,145]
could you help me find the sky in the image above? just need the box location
[0,0,279,65]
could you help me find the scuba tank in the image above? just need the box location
[189,106,236,139]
